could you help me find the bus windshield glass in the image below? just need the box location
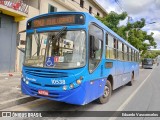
[24,30,86,69]
[143,58,153,65]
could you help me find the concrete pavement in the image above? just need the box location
[0,73,37,110]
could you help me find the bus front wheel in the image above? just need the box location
[97,80,112,104]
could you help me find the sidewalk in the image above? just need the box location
[0,72,21,77]
[0,73,37,110]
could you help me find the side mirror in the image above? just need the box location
[17,30,26,53]
[17,47,25,53]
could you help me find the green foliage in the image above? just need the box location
[142,50,160,59]
[96,11,127,33]
[96,12,157,57]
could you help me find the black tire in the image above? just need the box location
[127,73,134,86]
[97,80,112,104]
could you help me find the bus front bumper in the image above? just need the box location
[21,80,87,105]
[143,65,153,68]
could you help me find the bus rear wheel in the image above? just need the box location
[97,80,112,104]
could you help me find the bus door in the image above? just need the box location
[87,24,104,101]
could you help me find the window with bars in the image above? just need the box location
[97,12,100,16]
[89,6,92,14]
[48,4,57,13]
[80,0,84,8]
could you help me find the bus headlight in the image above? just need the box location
[70,84,74,89]
[26,80,29,84]
[23,77,26,82]
[63,85,67,91]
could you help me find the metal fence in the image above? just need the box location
[0,0,29,14]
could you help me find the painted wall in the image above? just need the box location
[0,14,17,72]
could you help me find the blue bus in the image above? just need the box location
[18,12,139,105]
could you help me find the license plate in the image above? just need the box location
[38,90,48,96]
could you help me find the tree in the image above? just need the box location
[96,11,127,33]
[142,50,160,59]
[96,12,157,56]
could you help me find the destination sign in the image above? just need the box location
[27,14,85,29]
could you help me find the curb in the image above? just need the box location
[0,96,38,110]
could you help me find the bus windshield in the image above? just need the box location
[143,58,153,65]
[24,30,86,69]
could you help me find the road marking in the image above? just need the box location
[109,67,155,120]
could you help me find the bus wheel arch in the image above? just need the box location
[107,75,113,89]
[132,71,134,80]
[127,71,134,86]
[97,75,113,104]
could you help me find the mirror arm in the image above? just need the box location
[17,47,25,53]
[17,30,26,34]
[17,30,26,53]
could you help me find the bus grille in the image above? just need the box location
[25,69,68,78]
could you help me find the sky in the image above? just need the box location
[96,0,160,49]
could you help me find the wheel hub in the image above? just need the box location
[103,86,109,98]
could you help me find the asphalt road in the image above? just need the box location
[1,65,160,120]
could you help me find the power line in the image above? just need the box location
[115,0,124,12]
[115,0,133,24]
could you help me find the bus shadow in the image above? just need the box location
[142,68,153,69]
[43,84,131,113]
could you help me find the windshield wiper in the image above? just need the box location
[54,27,67,40]
[33,29,43,56]
[34,29,39,45]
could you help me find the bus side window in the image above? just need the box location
[118,41,123,60]
[124,45,128,61]
[89,24,103,73]
[106,34,115,59]
[127,46,129,61]
[106,34,109,58]
[114,39,117,59]
[122,43,124,60]
[132,50,134,61]
[129,48,131,61]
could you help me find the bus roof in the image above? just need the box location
[27,12,139,52]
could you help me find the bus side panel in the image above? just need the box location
[122,62,132,85]
[115,60,124,88]
[134,62,139,80]
[104,59,117,89]
[83,78,106,104]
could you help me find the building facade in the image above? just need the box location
[0,0,107,72]
[0,0,29,72]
